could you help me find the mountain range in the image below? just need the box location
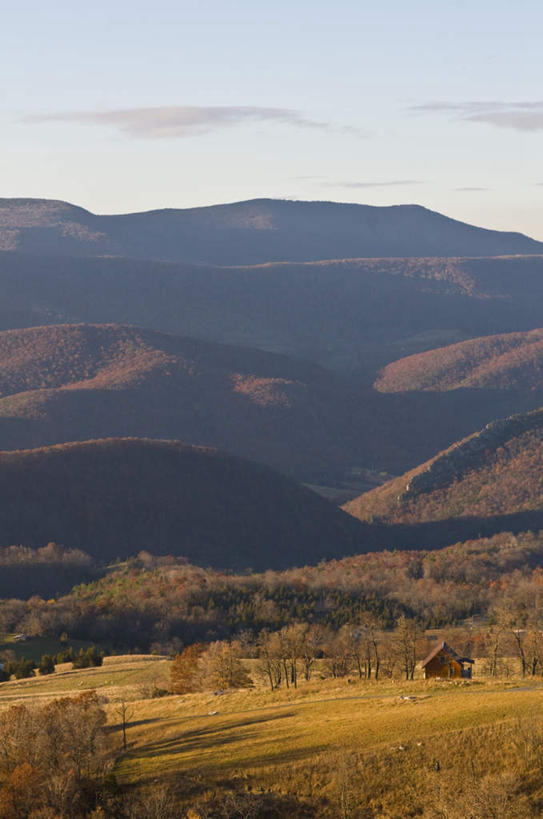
[5,252,543,380]
[1,323,542,484]
[0,322,369,479]
[1,197,542,264]
[2,196,543,568]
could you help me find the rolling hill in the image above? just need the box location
[2,324,542,483]
[0,437,369,570]
[4,202,543,489]
[376,328,543,392]
[343,408,543,548]
[0,323,395,480]
[1,198,542,264]
[0,322,322,396]
[4,253,543,380]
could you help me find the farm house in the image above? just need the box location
[421,642,474,679]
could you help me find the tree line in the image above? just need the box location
[168,603,543,696]
[0,646,103,681]
[1,530,543,659]
[0,543,99,598]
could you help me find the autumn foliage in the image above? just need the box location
[0,692,110,817]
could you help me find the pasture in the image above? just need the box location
[2,656,542,816]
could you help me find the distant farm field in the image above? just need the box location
[0,634,97,661]
[0,655,170,704]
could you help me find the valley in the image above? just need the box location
[7,0,543,813]
[2,197,543,816]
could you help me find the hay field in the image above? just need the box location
[0,655,170,705]
[114,675,543,815]
[3,656,543,816]
[115,674,543,779]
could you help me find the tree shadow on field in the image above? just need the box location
[127,710,325,781]
[126,709,295,733]
[141,710,295,757]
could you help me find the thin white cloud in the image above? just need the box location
[454,186,490,192]
[326,179,424,189]
[410,101,543,132]
[291,175,326,181]
[23,105,365,139]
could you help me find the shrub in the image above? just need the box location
[54,646,75,663]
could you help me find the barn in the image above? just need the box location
[421,641,474,679]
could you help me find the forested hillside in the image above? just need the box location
[1,200,543,594]
[377,328,543,392]
[5,253,543,379]
[2,529,543,648]
[0,437,367,569]
[0,323,424,479]
[1,324,541,481]
[344,408,543,548]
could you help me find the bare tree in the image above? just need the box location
[115,699,135,751]
[0,692,111,816]
[324,631,353,678]
[301,624,326,681]
[484,623,507,678]
[395,616,419,680]
[257,631,283,691]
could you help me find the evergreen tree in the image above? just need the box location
[39,654,55,675]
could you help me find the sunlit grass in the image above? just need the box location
[3,654,543,815]
[0,656,169,704]
[109,665,543,788]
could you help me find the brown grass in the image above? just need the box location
[3,654,543,816]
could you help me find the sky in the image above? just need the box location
[2,0,543,238]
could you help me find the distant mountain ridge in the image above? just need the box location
[2,323,542,482]
[0,197,541,263]
[5,253,543,379]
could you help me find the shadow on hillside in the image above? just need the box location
[133,711,296,759]
[126,709,327,782]
[373,387,543,470]
[361,508,543,552]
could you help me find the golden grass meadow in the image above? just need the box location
[2,654,543,817]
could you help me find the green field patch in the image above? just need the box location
[0,634,99,662]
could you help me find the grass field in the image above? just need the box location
[117,676,543,816]
[0,655,170,703]
[115,675,543,779]
[0,634,98,661]
[2,657,543,816]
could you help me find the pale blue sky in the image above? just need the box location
[2,0,543,237]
